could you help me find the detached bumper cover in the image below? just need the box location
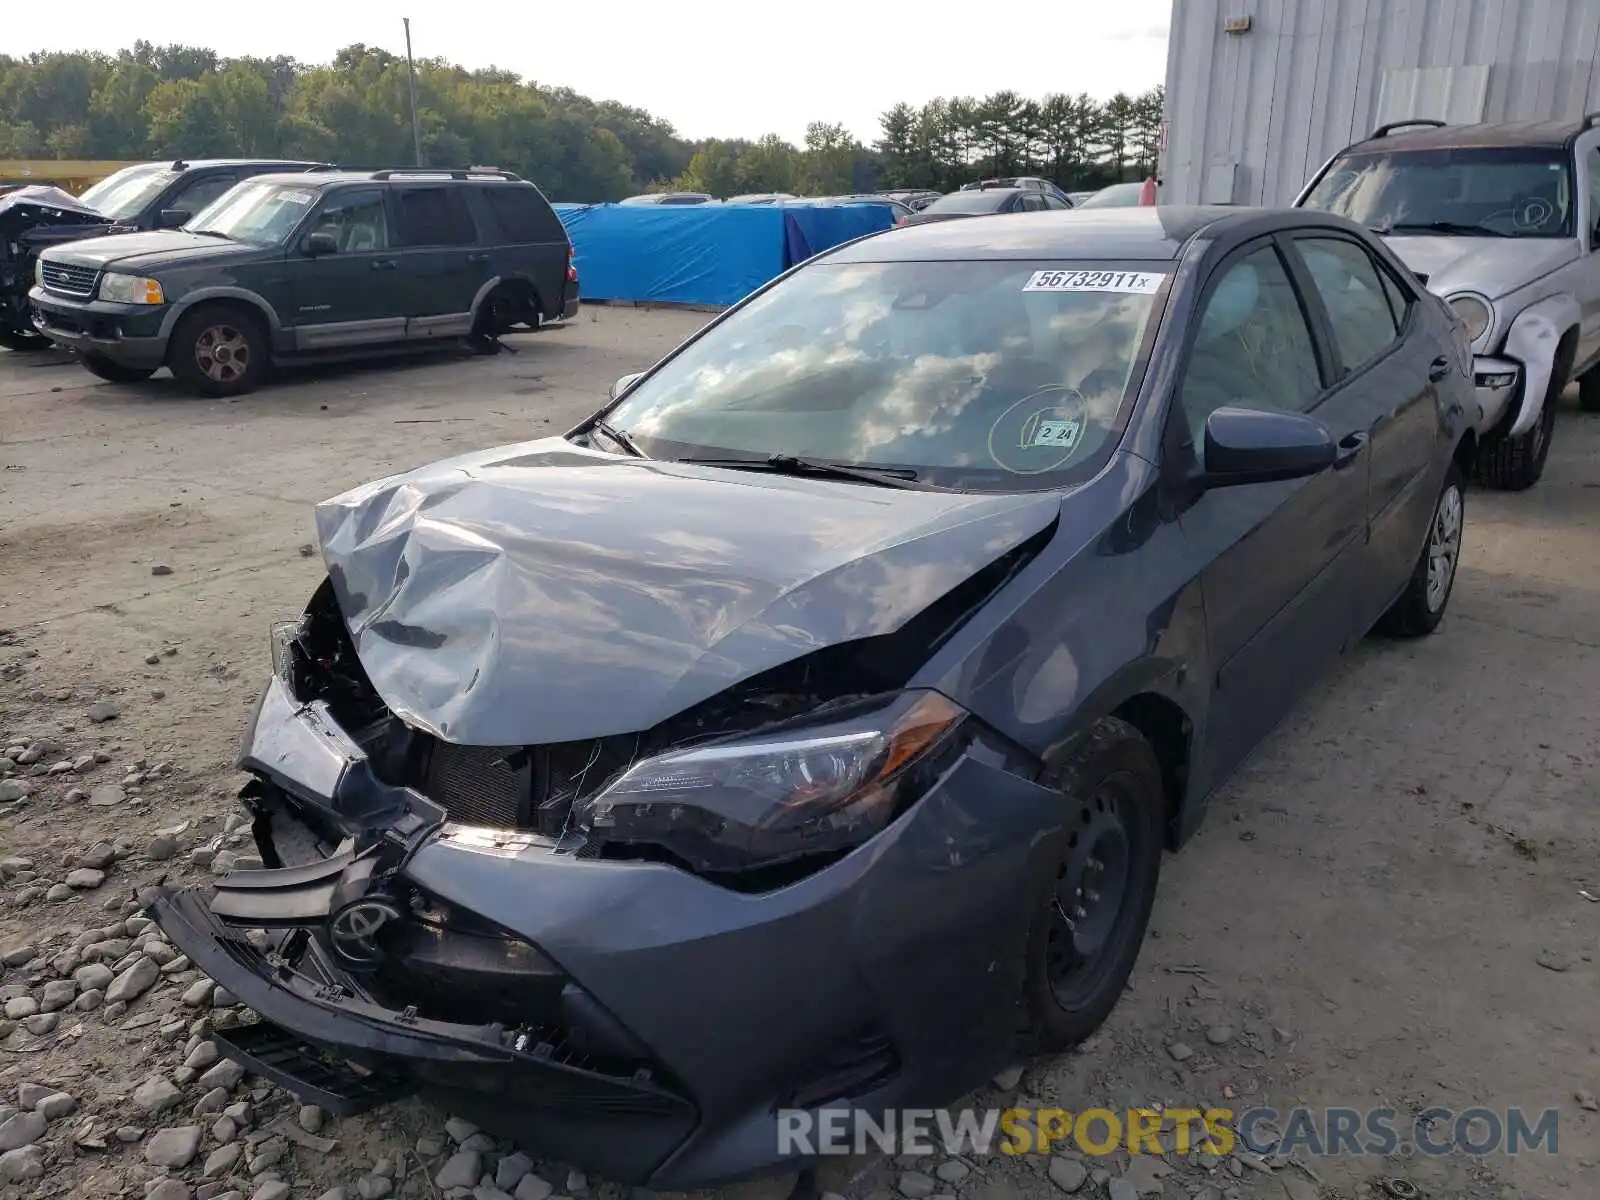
[152,677,1063,1188]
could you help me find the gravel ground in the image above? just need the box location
[1,313,1597,1200]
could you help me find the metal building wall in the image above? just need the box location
[1161,0,1600,206]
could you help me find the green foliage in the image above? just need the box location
[0,42,1163,201]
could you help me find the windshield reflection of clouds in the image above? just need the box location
[613,260,1160,482]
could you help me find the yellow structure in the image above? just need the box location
[0,160,144,194]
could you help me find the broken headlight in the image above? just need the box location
[575,690,967,874]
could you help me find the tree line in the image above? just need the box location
[0,43,1163,202]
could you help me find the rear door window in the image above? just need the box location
[392,187,478,247]
[480,185,563,242]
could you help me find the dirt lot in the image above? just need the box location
[1,313,1596,1200]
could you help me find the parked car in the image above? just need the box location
[1067,190,1097,205]
[1295,114,1600,490]
[618,192,715,205]
[781,194,916,223]
[904,186,1071,223]
[878,188,943,210]
[150,205,1471,1192]
[960,175,1075,205]
[724,193,797,205]
[0,158,327,351]
[29,167,577,396]
[1075,182,1151,208]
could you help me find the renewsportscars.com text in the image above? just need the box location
[776,1106,1561,1158]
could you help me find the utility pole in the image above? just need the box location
[403,18,423,166]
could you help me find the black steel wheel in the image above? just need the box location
[0,325,49,352]
[1021,716,1164,1050]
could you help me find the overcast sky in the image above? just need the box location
[8,1,1172,145]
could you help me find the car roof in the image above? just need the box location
[1347,118,1592,153]
[244,170,537,188]
[155,158,326,170]
[825,205,1368,263]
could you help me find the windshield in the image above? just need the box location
[77,166,177,219]
[1301,146,1574,237]
[923,191,1015,214]
[186,181,319,244]
[1076,184,1146,209]
[601,259,1168,490]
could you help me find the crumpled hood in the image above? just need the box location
[0,186,111,237]
[1383,234,1579,300]
[51,230,257,270]
[314,438,1061,745]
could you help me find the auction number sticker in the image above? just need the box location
[1023,270,1165,294]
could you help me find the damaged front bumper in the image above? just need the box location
[150,677,1064,1189]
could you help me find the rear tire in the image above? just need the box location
[79,353,156,384]
[1376,460,1464,638]
[1020,717,1164,1051]
[167,304,267,398]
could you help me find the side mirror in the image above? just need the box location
[609,372,644,401]
[1200,406,1336,487]
[303,232,338,257]
[158,209,190,229]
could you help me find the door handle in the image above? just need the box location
[1428,355,1452,382]
[1333,431,1368,469]
[371,259,398,271]
[467,252,490,262]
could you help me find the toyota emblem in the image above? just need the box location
[326,897,402,966]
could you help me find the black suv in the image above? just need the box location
[29,168,579,396]
[1,159,326,350]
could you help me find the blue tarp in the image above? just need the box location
[551,203,894,307]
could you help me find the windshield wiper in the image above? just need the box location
[677,453,924,489]
[1374,220,1511,237]
[591,418,645,458]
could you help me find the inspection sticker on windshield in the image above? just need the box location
[1028,418,1082,449]
[1023,270,1165,294]
[278,190,315,205]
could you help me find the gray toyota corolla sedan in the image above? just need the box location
[152,207,1474,1189]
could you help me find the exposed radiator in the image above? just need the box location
[423,742,525,828]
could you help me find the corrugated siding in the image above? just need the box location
[1163,0,1600,205]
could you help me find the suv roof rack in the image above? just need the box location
[368,167,524,182]
[1369,118,1447,140]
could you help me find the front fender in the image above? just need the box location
[1503,293,1580,437]
[159,286,286,340]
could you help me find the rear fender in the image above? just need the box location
[1505,294,1579,437]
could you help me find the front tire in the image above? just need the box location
[1376,461,1464,638]
[1477,367,1561,490]
[167,304,267,397]
[1021,717,1164,1051]
[79,353,156,384]
[0,326,49,352]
